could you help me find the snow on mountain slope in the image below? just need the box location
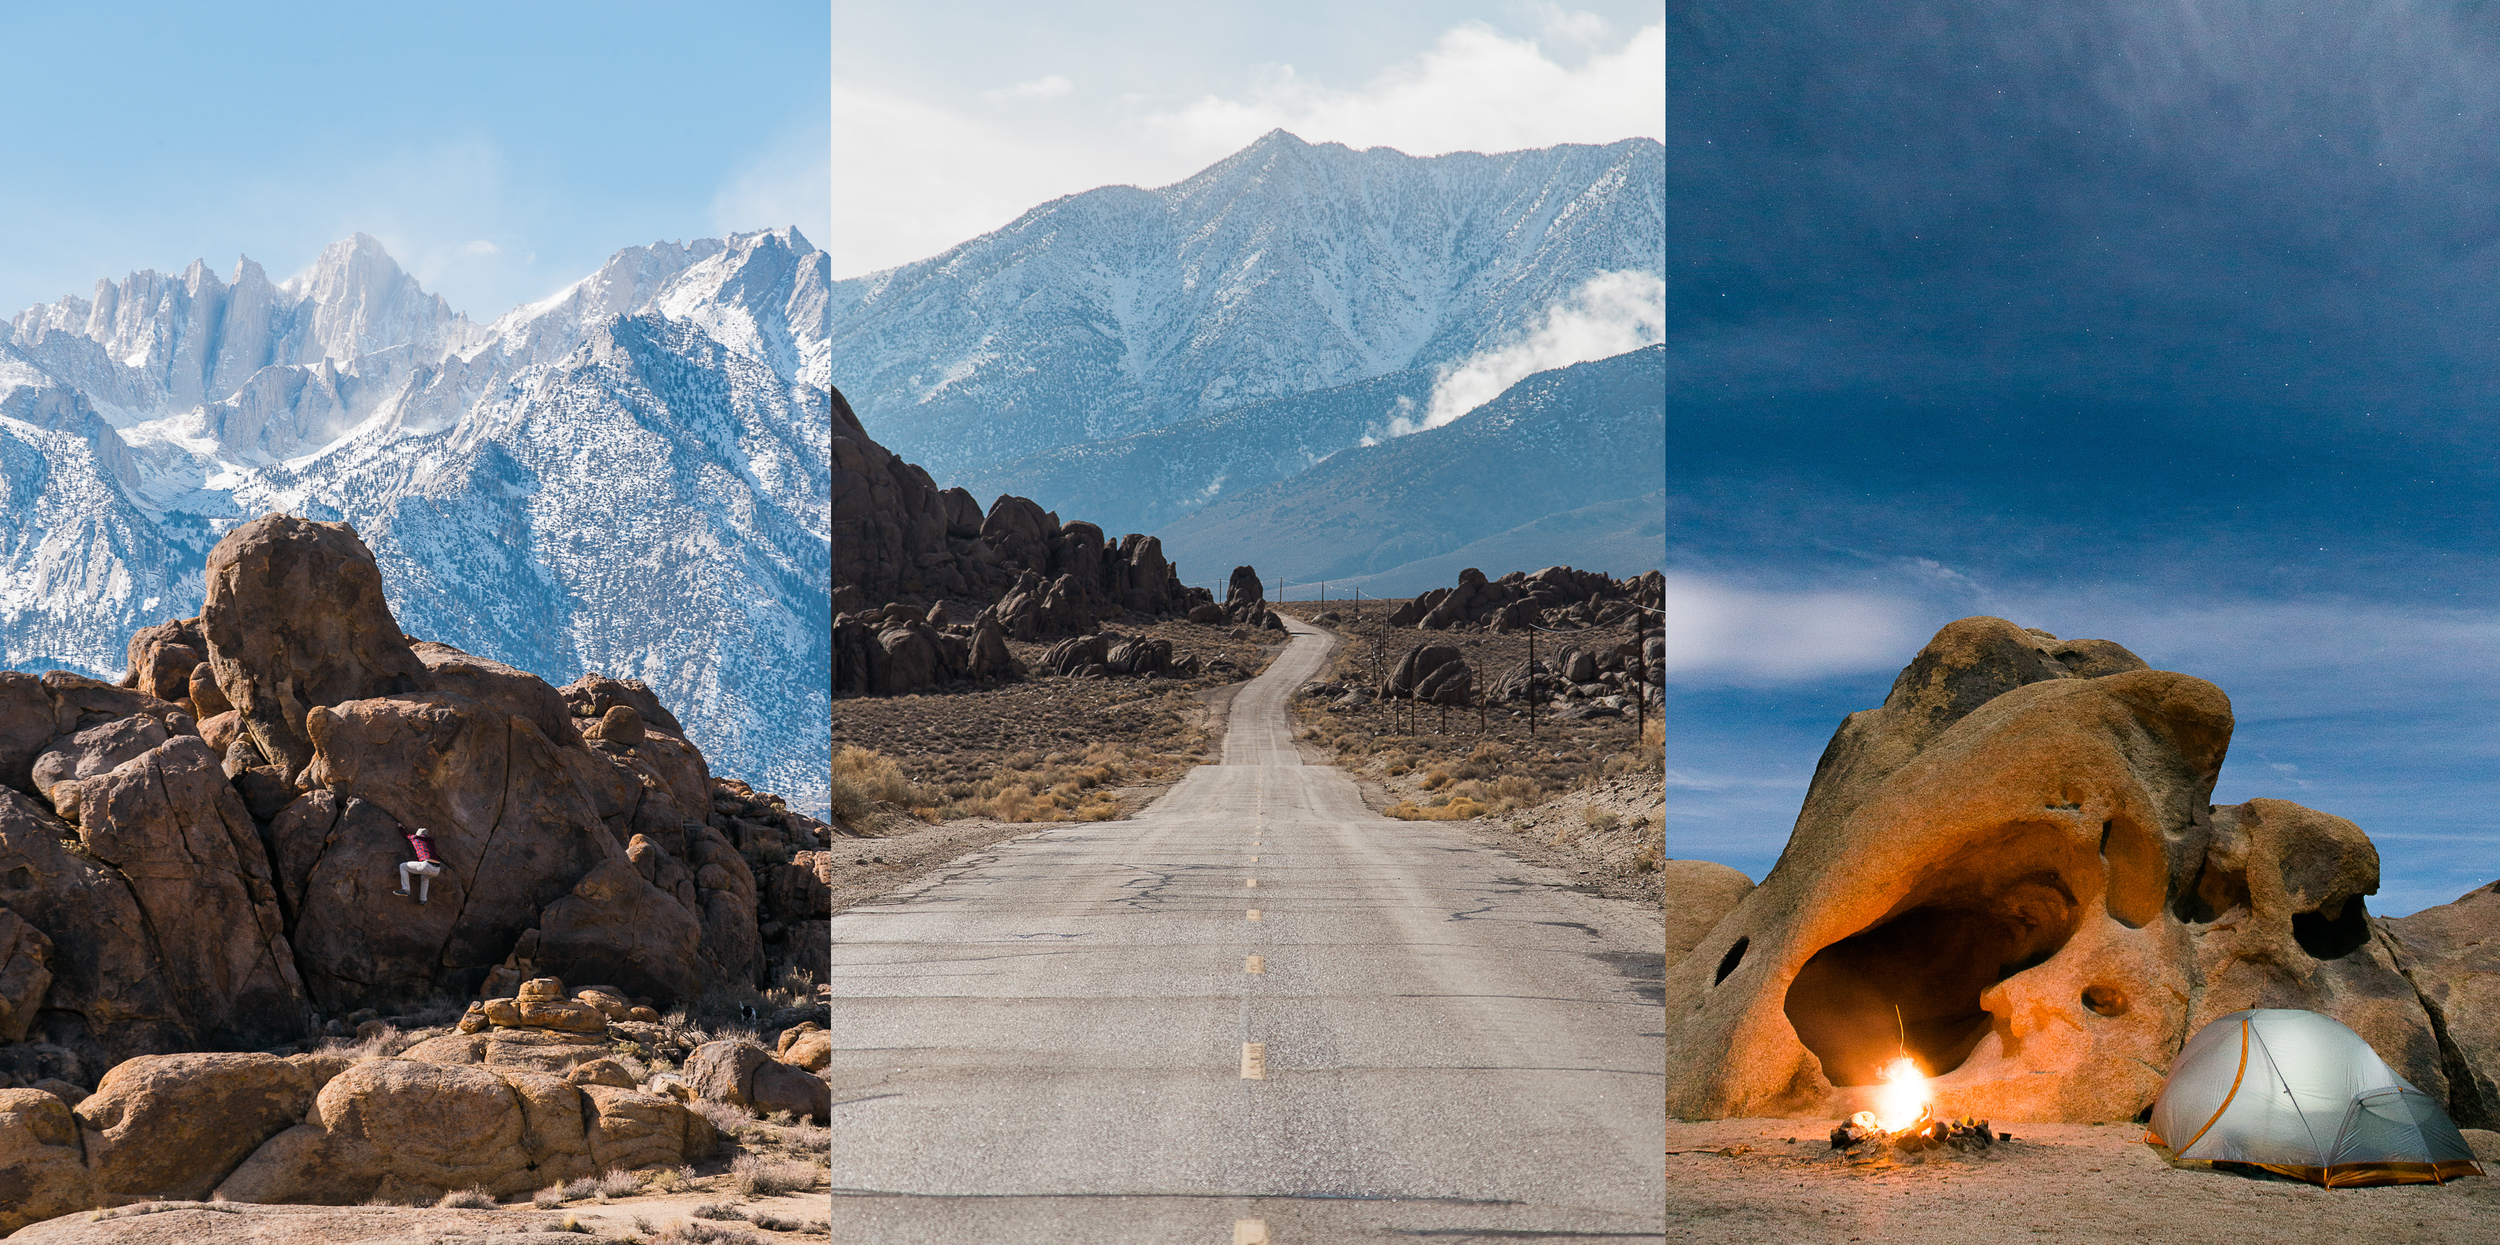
[0,230,834,808]
[1155,345,1666,589]
[830,130,1665,477]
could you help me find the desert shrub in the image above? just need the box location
[661,1224,765,1245]
[1419,769,1451,791]
[645,1165,699,1194]
[730,1153,818,1197]
[1583,807,1621,832]
[531,1184,568,1209]
[694,1097,754,1132]
[595,1169,642,1198]
[691,1202,749,1221]
[1456,741,1513,780]
[753,1213,832,1234]
[560,1175,604,1201]
[831,746,925,821]
[1384,796,1487,821]
[436,1186,496,1209]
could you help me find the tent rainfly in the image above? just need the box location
[2146,1008,2485,1187]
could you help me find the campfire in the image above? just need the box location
[1827,1053,2004,1156]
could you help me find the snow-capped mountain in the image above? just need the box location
[1,229,833,808]
[831,130,1665,478]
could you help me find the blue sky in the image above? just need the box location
[1661,0,2500,916]
[0,1,828,322]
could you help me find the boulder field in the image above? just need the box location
[1387,565,1661,634]
[0,514,834,1227]
[1660,616,2500,1128]
[832,384,1223,696]
[0,970,831,1231]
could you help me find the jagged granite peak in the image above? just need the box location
[278,232,484,368]
[830,130,1665,477]
[5,234,481,427]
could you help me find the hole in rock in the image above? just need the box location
[2291,898,2371,960]
[2081,984,2129,1017]
[1784,869,2083,1086]
[1715,937,1749,985]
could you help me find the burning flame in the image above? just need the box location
[1871,1056,1930,1133]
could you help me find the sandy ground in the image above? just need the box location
[1656,1119,2500,1244]
[12,1189,830,1243]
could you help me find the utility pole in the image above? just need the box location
[1633,606,1647,724]
[1527,626,1537,738]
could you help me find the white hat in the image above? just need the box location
[412,827,431,837]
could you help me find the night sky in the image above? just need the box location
[1662,1,2499,915]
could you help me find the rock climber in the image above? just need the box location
[394,826,443,904]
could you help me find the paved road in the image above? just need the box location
[827,619,1665,1242]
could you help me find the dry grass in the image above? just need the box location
[831,745,927,823]
[729,1153,819,1197]
[643,1165,700,1194]
[435,1186,496,1209]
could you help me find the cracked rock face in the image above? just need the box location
[201,514,432,783]
[1663,616,2472,1123]
[2382,880,2500,1129]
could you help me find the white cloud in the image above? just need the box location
[827,80,1125,278]
[1653,575,1928,681]
[1151,20,1664,159]
[459,240,498,257]
[826,11,1663,278]
[1388,269,1664,436]
[983,74,1073,102]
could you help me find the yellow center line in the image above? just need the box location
[1245,878,1258,887]
[1240,1042,1267,1079]
[1234,1218,1270,1244]
[1246,909,1261,920]
[1245,955,1264,973]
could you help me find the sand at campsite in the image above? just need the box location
[1662,1119,2500,1243]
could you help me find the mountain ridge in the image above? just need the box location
[830,129,1665,478]
[1,230,833,809]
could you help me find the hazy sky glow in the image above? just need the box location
[1666,1,2500,915]
[829,1,1667,277]
[0,1,828,321]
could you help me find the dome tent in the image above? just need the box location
[2146,1008,2483,1187]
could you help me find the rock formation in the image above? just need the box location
[832,385,1218,695]
[1389,565,1661,633]
[0,514,828,1101]
[214,1055,717,1204]
[2381,880,2500,1127]
[1662,616,2500,1126]
[1383,644,1476,706]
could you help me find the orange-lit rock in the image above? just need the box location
[1664,616,2452,1123]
